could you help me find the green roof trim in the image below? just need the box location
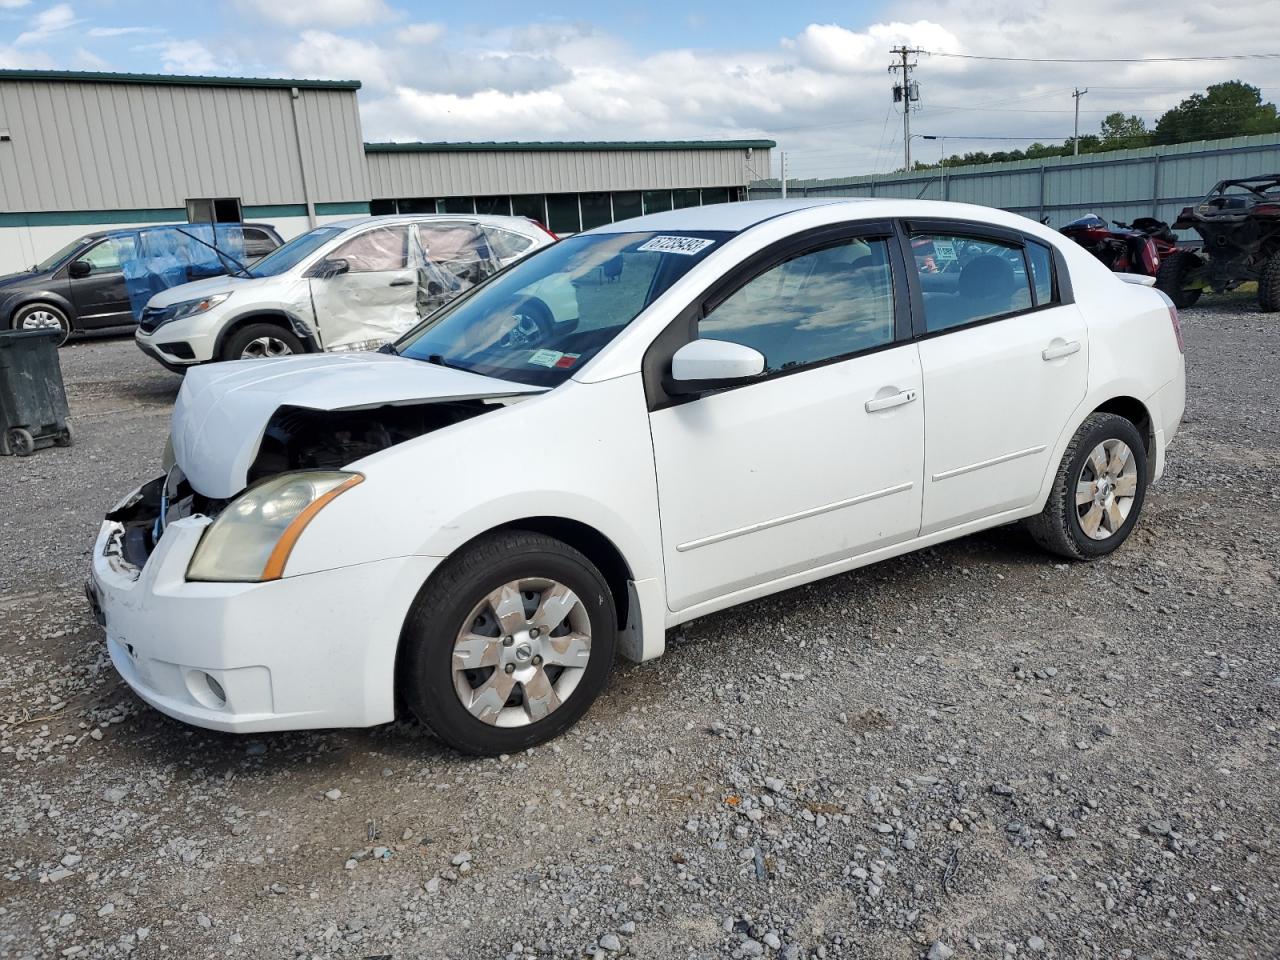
[0,69,360,91]
[365,139,775,154]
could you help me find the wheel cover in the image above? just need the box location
[451,577,592,728]
[240,335,293,359]
[20,308,63,331]
[1075,438,1138,540]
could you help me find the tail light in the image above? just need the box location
[1139,237,1160,275]
[1154,289,1185,353]
[527,218,559,241]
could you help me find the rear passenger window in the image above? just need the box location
[1026,241,1055,305]
[700,236,895,374]
[910,233,1033,333]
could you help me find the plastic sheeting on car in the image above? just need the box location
[310,222,505,353]
[120,224,248,319]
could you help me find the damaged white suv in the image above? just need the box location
[89,199,1186,755]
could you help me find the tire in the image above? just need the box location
[11,302,71,346]
[1025,412,1148,561]
[399,530,617,755]
[1154,251,1203,308]
[501,297,553,349]
[220,323,304,362]
[5,427,36,458]
[1258,251,1280,313]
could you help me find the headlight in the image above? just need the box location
[187,471,362,583]
[156,293,231,327]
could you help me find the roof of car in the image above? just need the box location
[323,213,545,232]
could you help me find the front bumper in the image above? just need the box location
[89,499,441,733]
[135,321,218,369]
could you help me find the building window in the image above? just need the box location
[672,188,700,209]
[511,195,547,225]
[370,199,397,215]
[580,192,612,230]
[475,196,513,216]
[396,198,437,215]
[642,190,672,215]
[187,197,243,223]
[701,187,731,206]
[612,191,642,222]
[546,193,581,234]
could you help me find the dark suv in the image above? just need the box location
[0,223,283,344]
[1156,175,1280,311]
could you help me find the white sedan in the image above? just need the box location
[88,199,1186,755]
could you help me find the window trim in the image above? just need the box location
[643,220,912,411]
[898,218,1073,340]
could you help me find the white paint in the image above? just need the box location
[89,198,1186,737]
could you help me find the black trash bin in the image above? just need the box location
[0,329,72,457]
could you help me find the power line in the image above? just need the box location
[924,50,1280,63]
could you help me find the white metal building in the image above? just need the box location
[0,69,774,274]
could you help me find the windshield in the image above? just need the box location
[247,225,344,277]
[396,230,730,387]
[34,237,94,272]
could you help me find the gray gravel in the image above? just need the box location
[1,300,1277,959]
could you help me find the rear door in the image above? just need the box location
[906,222,1088,534]
[308,224,416,350]
[68,236,136,327]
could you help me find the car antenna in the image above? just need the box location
[172,225,253,278]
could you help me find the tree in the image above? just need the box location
[1099,113,1150,150]
[1153,81,1280,144]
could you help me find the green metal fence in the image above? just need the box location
[749,133,1280,236]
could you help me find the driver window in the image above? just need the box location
[699,236,896,374]
[76,237,132,274]
[416,223,493,286]
[330,226,408,273]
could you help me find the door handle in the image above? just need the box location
[389,278,415,287]
[1042,339,1081,361]
[865,389,918,413]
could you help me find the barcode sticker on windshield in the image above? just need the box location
[637,236,715,255]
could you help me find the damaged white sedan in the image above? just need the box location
[88,199,1186,754]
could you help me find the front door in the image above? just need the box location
[69,236,136,328]
[648,227,925,612]
[907,227,1089,534]
[309,224,417,350]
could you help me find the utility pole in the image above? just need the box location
[779,150,787,198]
[1072,87,1088,156]
[889,46,923,170]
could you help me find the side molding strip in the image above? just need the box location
[932,444,1047,482]
[675,481,915,553]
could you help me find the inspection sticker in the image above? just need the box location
[528,349,564,367]
[637,235,716,255]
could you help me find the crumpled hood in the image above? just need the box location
[172,352,544,499]
[146,274,255,309]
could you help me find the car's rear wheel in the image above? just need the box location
[221,323,304,361]
[1025,412,1148,560]
[399,531,617,755]
[1154,251,1203,308]
[12,302,71,346]
[1258,251,1280,312]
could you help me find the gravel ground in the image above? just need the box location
[1,301,1277,960]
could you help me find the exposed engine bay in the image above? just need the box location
[104,398,503,571]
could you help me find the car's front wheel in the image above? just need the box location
[12,302,71,346]
[399,531,617,755]
[1025,412,1148,560]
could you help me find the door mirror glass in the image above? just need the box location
[68,260,92,279]
[309,257,350,279]
[668,338,765,393]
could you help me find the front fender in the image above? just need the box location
[1,287,74,327]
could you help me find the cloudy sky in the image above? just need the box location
[2,0,1278,179]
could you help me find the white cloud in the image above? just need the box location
[234,0,392,28]
[153,39,237,75]
[88,26,162,38]
[15,3,80,45]
[0,0,32,8]
[0,43,53,67]
[71,45,109,69]
[398,23,444,46]
[285,30,392,88]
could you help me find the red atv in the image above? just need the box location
[1059,214,1179,277]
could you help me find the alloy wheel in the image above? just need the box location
[451,577,592,727]
[1075,438,1139,540]
[240,335,294,359]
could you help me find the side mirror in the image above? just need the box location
[308,257,350,279]
[68,260,91,279]
[666,338,765,395]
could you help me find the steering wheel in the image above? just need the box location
[499,296,554,350]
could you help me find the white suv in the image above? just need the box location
[134,214,556,371]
